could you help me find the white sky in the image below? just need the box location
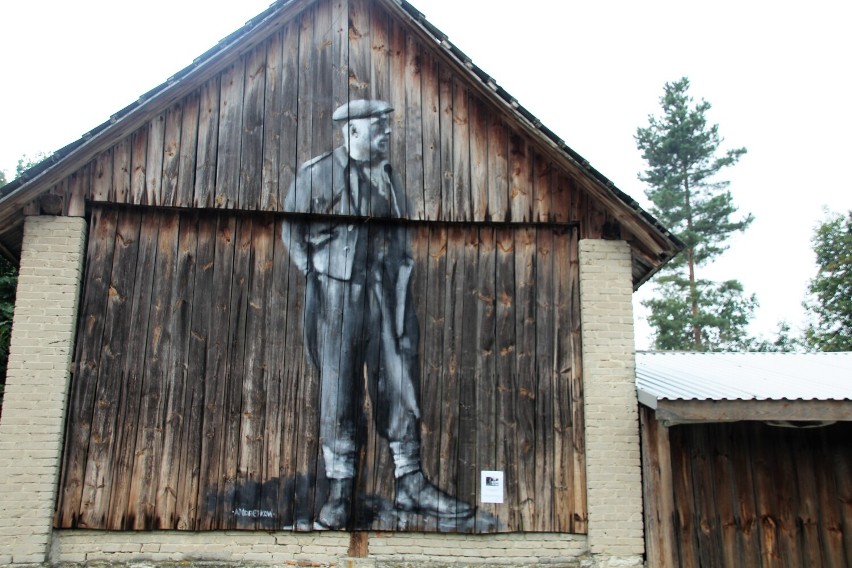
[1,0,850,348]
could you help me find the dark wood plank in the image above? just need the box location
[814,429,845,568]
[154,212,199,529]
[533,228,555,531]
[468,96,488,222]
[567,227,587,533]
[512,226,536,530]
[369,4,391,102]
[421,49,441,220]
[176,92,200,207]
[106,210,157,529]
[196,214,237,530]
[239,45,267,210]
[827,424,852,568]
[487,117,509,223]
[91,150,113,202]
[690,426,723,567]
[493,227,515,530]
[403,33,424,220]
[261,31,284,211]
[277,21,300,203]
[127,212,177,529]
[532,152,552,223]
[56,208,118,527]
[711,425,742,568]
[438,66,454,222]
[729,423,761,567]
[330,0,348,152]
[112,139,130,203]
[215,61,246,209]
[161,103,183,207]
[474,227,497,531]
[640,407,678,568]
[194,76,221,208]
[176,213,217,531]
[509,134,533,222]
[294,7,316,214]
[670,427,700,568]
[451,80,471,222]
[348,0,371,102]
[145,113,166,206]
[130,126,149,205]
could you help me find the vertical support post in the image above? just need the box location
[0,216,87,565]
[578,239,644,567]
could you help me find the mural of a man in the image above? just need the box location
[282,99,473,529]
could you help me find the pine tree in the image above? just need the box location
[804,210,852,351]
[636,77,754,351]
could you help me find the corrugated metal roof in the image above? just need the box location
[636,351,852,408]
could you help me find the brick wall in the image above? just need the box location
[0,216,87,565]
[578,239,644,567]
[54,530,587,566]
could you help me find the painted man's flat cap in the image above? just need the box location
[332,99,394,122]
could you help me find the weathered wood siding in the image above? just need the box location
[56,206,585,533]
[41,0,617,236]
[642,409,852,567]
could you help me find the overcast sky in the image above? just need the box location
[1,0,849,348]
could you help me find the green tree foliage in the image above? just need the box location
[804,210,852,351]
[636,77,754,350]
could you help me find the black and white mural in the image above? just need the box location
[282,99,478,530]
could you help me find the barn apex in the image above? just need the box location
[0,0,680,566]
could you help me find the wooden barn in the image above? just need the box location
[0,0,680,565]
[638,352,852,568]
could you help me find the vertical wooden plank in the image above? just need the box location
[330,0,348,151]
[403,33,424,220]
[221,217,253,529]
[533,228,555,531]
[239,45,267,210]
[551,226,577,532]
[236,216,274,529]
[712,424,742,568]
[92,150,113,202]
[387,16,406,216]
[551,171,573,223]
[112,139,131,204]
[568,227,587,533]
[195,76,221,208]
[828,424,852,568]
[690,425,723,567]
[348,0,371,102]
[532,152,552,222]
[215,60,246,209]
[130,126,148,205]
[438,226,466,532]
[145,113,166,206]
[176,213,217,530]
[127,213,177,530]
[311,0,334,175]
[438,67,454,222]
[420,225,448,511]
[512,226,536,530]
[791,427,823,567]
[487,117,509,223]
[278,21,300,203]
[56,208,118,527]
[154,212,199,529]
[670,427,700,567]
[370,4,391,102]
[751,424,783,568]
[814,428,845,568]
[421,49,441,220]
[161,103,183,207]
[474,227,497,531]
[196,214,237,530]
[468,97,488,222]
[449,81,470,223]
[493,227,515,530]
[456,229,479,526]
[73,209,127,529]
[771,426,803,567]
[106,210,156,529]
[261,31,284,211]
[176,92,200,207]
[509,134,533,222]
[729,423,761,568]
[640,407,678,568]
[294,7,316,213]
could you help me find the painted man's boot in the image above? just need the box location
[315,478,353,529]
[395,469,474,518]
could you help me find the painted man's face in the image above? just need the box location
[347,114,391,162]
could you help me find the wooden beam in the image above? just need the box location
[640,406,678,568]
[653,399,852,426]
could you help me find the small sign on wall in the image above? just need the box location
[480,471,504,504]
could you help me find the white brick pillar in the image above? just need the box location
[578,239,644,567]
[0,216,87,565]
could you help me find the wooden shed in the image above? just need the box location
[638,351,852,568]
[0,0,681,565]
